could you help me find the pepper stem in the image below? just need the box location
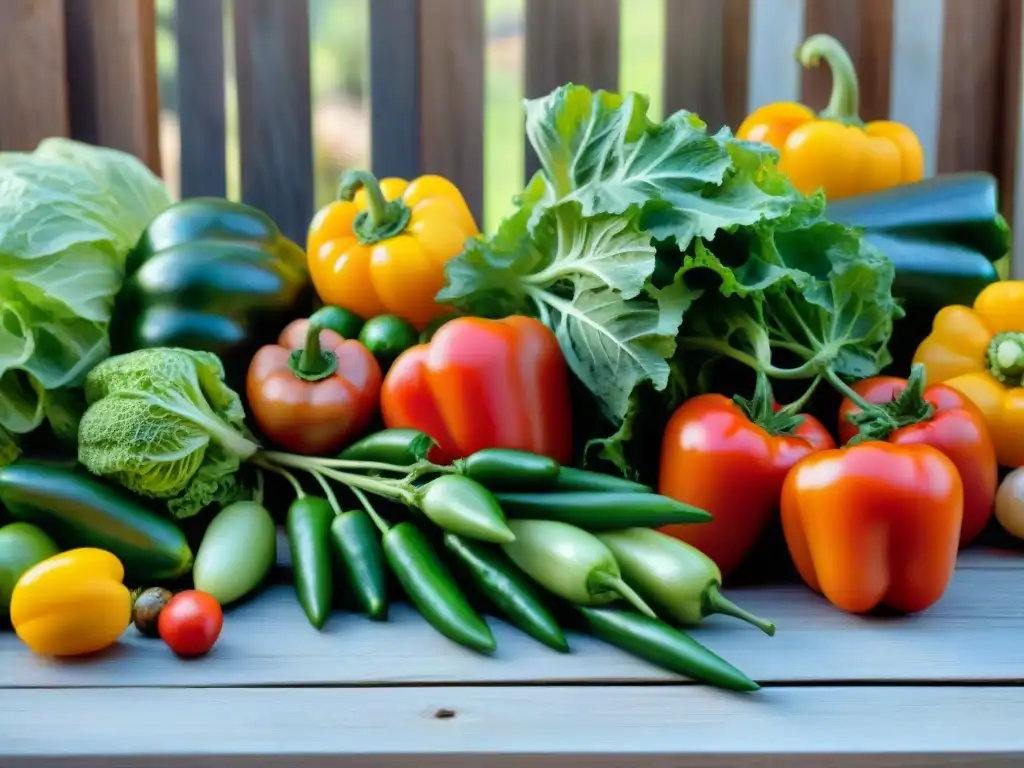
[702,583,776,637]
[987,332,1024,385]
[337,169,412,246]
[798,33,862,124]
[590,572,658,619]
[288,323,339,382]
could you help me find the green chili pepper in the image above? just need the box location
[456,448,560,491]
[576,605,760,692]
[286,496,335,630]
[501,519,656,617]
[415,475,515,543]
[495,492,710,529]
[358,314,419,370]
[337,428,435,465]
[384,522,496,654]
[330,510,388,620]
[597,528,775,635]
[308,305,365,340]
[550,467,653,494]
[443,533,568,653]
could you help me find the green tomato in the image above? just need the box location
[309,305,365,339]
[358,314,419,369]
[0,522,61,619]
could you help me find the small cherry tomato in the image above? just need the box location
[158,590,223,657]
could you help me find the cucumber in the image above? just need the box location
[192,501,276,606]
[0,462,193,584]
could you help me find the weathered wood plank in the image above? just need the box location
[418,0,485,226]
[232,0,313,243]
[801,0,894,122]
[937,0,1005,175]
[369,0,420,179]
[3,685,1024,765]
[0,0,68,150]
[997,0,1024,277]
[1012,0,1024,277]
[524,0,621,177]
[2,561,1022,689]
[176,0,227,198]
[746,0,805,110]
[63,0,162,173]
[663,0,750,132]
[889,0,946,177]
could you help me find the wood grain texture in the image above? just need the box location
[3,685,1024,765]
[0,0,68,150]
[997,0,1023,275]
[746,0,806,109]
[369,0,421,179]
[524,0,621,177]
[937,0,1005,174]
[418,0,485,226]
[801,0,895,122]
[63,0,161,173]
[176,0,227,198]
[233,0,313,243]
[2,558,1022,689]
[889,0,946,176]
[663,0,750,132]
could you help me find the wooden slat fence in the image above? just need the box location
[1,0,1023,272]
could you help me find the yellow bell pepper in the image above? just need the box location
[913,281,1024,467]
[10,548,131,657]
[736,34,924,201]
[306,170,479,331]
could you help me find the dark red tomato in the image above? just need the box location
[658,394,836,579]
[837,375,997,546]
[158,590,224,657]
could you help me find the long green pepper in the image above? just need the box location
[443,533,568,653]
[286,496,336,630]
[576,606,760,692]
[330,510,388,620]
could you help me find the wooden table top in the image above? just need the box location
[2,542,1023,766]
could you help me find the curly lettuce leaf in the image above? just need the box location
[523,84,801,248]
[440,200,693,422]
[0,138,171,457]
[78,348,257,519]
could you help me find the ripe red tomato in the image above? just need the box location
[158,590,223,657]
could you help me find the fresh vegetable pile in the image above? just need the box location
[1,34,1021,695]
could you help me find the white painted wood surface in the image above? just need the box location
[1,554,1022,689]
[3,685,1024,766]
[1,548,1021,764]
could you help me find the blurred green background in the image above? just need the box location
[155,0,665,234]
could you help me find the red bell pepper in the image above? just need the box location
[657,376,835,579]
[836,364,997,546]
[380,315,573,464]
[782,441,963,614]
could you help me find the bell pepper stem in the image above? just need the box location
[798,33,862,123]
[337,169,412,245]
[987,332,1024,384]
[885,364,936,425]
[733,370,806,436]
[288,323,339,381]
[702,583,776,637]
[590,571,658,619]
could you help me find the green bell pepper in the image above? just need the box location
[112,197,314,386]
[825,173,1012,375]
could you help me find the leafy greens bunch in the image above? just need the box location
[0,138,172,466]
[437,84,902,477]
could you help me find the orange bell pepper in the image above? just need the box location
[306,170,479,331]
[10,548,131,657]
[781,442,963,614]
[380,315,573,464]
[247,319,382,455]
[912,281,1024,468]
[736,34,923,200]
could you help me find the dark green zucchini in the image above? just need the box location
[826,173,1012,375]
[0,462,193,584]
